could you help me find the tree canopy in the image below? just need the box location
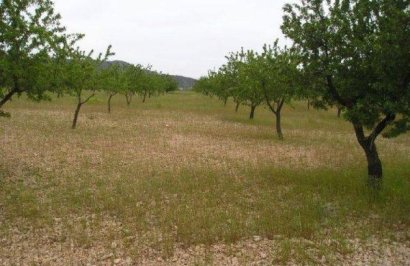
[0,0,81,116]
[281,0,410,185]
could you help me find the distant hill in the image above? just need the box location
[102,60,197,90]
[170,75,197,90]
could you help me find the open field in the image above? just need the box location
[0,92,409,265]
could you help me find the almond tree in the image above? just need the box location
[101,64,126,113]
[63,46,114,129]
[257,43,300,140]
[0,0,80,116]
[123,64,145,106]
[219,61,243,112]
[194,71,233,107]
[163,75,179,93]
[139,71,176,102]
[228,49,265,120]
[282,0,410,187]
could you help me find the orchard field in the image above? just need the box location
[0,92,409,265]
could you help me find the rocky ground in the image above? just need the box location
[1,227,409,265]
[1,95,409,265]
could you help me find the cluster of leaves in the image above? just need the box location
[195,42,302,139]
[0,0,82,110]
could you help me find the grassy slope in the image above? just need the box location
[0,91,409,264]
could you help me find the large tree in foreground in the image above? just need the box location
[0,0,78,116]
[282,0,410,187]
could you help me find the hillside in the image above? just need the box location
[170,75,197,90]
[102,60,197,90]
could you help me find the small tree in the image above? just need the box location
[226,50,265,119]
[139,70,152,103]
[122,64,144,106]
[101,64,126,113]
[219,61,243,112]
[257,42,300,140]
[163,75,179,93]
[63,46,114,129]
[282,0,410,187]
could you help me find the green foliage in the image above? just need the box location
[0,0,81,110]
[99,62,179,108]
[62,46,114,99]
[281,0,410,136]
[163,75,179,93]
[196,42,302,136]
[281,0,410,181]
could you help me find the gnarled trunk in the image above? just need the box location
[275,111,283,140]
[363,143,383,188]
[108,94,114,113]
[126,94,133,106]
[71,91,95,130]
[353,116,395,190]
[249,105,256,119]
[235,102,240,112]
[0,89,17,109]
[72,102,82,129]
[337,107,342,118]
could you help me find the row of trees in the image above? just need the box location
[67,58,177,129]
[0,0,177,129]
[101,64,178,112]
[196,0,409,188]
[195,42,300,140]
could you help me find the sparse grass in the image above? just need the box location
[0,91,409,264]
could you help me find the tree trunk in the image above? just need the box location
[224,98,228,106]
[72,102,82,129]
[353,123,386,190]
[275,111,284,140]
[365,145,382,185]
[358,140,383,190]
[108,94,115,113]
[249,105,256,119]
[142,91,147,103]
[307,99,310,110]
[235,102,240,112]
[337,107,342,118]
[126,94,132,106]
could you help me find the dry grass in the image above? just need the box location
[0,91,409,264]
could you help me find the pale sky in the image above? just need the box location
[53,0,297,79]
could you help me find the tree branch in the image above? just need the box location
[326,75,352,108]
[81,93,95,105]
[278,98,285,111]
[263,90,277,115]
[261,81,278,115]
[368,113,396,144]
